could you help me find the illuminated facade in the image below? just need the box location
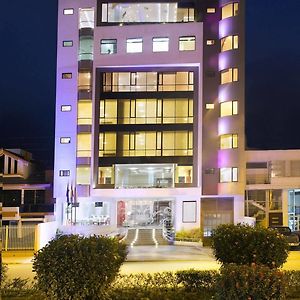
[54,0,247,235]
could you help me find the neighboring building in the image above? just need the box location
[0,148,54,224]
[246,150,300,231]
[54,0,247,235]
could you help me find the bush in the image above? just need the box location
[176,269,218,292]
[1,262,8,285]
[175,228,202,242]
[33,234,127,300]
[108,272,212,300]
[215,264,287,300]
[285,271,300,298]
[211,224,289,268]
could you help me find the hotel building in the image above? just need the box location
[54,0,299,235]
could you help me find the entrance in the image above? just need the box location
[288,189,300,231]
[117,199,173,227]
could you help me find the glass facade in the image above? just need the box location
[101,3,194,24]
[102,71,194,92]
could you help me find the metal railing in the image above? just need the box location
[2,225,36,251]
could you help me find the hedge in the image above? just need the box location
[32,235,127,300]
[211,224,289,268]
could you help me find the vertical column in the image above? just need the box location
[218,0,246,196]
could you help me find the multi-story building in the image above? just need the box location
[0,148,54,224]
[54,0,247,235]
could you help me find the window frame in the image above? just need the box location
[219,167,238,183]
[100,39,117,55]
[126,38,143,53]
[179,36,196,51]
[63,8,74,15]
[62,73,72,79]
[152,37,169,52]
[62,40,73,47]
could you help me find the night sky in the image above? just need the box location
[1,0,300,168]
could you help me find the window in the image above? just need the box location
[61,105,72,112]
[79,8,94,29]
[59,170,70,177]
[220,134,238,149]
[78,72,91,90]
[206,103,214,110]
[63,8,74,15]
[101,3,194,24]
[60,137,71,144]
[221,35,238,52]
[79,36,93,60]
[99,133,117,156]
[220,101,238,117]
[222,3,239,20]
[126,38,143,53]
[76,166,91,184]
[207,8,216,14]
[100,39,117,54]
[103,71,193,92]
[206,39,215,46]
[221,68,238,84]
[63,40,73,47]
[77,133,92,157]
[179,36,196,51]
[78,101,92,125]
[220,167,238,183]
[153,37,169,52]
[62,73,72,79]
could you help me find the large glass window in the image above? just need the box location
[79,8,94,29]
[100,98,193,125]
[78,101,92,125]
[115,164,175,188]
[153,37,169,52]
[175,165,193,184]
[100,39,117,54]
[103,71,193,92]
[221,3,239,20]
[162,131,193,156]
[76,166,91,184]
[126,38,143,53]
[221,35,239,52]
[220,167,238,183]
[101,3,194,24]
[221,68,238,84]
[99,166,114,185]
[179,36,196,51]
[220,134,238,149]
[99,133,117,156]
[79,36,93,60]
[220,101,238,117]
[77,133,91,157]
[78,72,91,91]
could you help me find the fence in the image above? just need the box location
[2,225,36,251]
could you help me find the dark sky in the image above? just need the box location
[1,0,300,168]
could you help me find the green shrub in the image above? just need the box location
[211,224,289,268]
[1,262,8,285]
[285,271,300,298]
[175,228,202,242]
[176,269,218,292]
[108,272,212,300]
[33,234,127,300]
[215,264,287,300]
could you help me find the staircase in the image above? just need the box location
[124,228,170,246]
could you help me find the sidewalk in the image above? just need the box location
[2,251,34,264]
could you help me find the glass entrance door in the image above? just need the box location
[117,199,173,227]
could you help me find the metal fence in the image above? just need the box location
[2,225,36,251]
